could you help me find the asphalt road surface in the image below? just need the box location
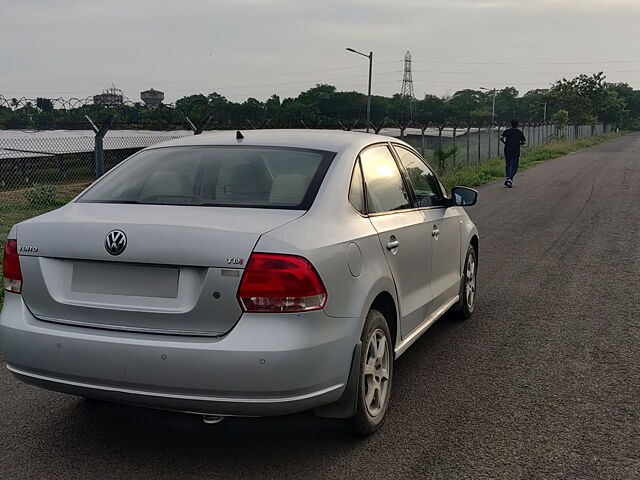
[1,134,639,480]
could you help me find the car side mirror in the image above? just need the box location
[451,186,478,207]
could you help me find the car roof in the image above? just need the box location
[146,129,404,154]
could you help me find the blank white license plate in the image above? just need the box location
[71,261,179,298]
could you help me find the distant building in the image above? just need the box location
[141,88,164,108]
[93,85,123,107]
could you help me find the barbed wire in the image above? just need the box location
[0,95,180,111]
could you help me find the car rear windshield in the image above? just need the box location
[78,146,334,209]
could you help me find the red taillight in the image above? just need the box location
[237,253,327,313]
[3,240,23,294]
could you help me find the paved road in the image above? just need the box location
[1,134,639,479]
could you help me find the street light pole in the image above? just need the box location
[347,47,373,133]
[492,91,496,124]
[480,87,497,125]
[367,51,372,132]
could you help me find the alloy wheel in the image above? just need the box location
[465,252,476,311]
[363,328,390,417]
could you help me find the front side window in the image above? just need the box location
[394,146,445,207]
[78,146,333,209]
[360,145,411,214]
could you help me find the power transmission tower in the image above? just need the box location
[399,51,415,121]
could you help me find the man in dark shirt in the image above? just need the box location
[500,119,527,188]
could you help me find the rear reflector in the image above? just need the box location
[237,253,327,313]
[3,239,22,294]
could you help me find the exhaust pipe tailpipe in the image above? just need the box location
[202,415,225,425]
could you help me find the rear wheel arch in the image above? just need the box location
[314,290,397,422]
[370,291,398,351]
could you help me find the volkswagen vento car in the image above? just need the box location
[1,130,478,434]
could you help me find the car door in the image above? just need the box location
[393,145,462,316]
[359,144,433,338]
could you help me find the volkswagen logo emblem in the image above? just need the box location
[105,230,127,256]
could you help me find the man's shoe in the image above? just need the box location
[504,178,509,186]
[506,179,513,188]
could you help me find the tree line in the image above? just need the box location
[1,73,638,131]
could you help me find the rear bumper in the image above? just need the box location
[0,294,363,416]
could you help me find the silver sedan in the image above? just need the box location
[1,130,478,434]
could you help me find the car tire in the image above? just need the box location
[450,244,477,320]
[347,308,393,436]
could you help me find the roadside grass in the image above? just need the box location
[438,132,624,190]
[0,192,76,308]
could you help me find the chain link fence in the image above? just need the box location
[0,122,612,242]
[400,123,611,171]
[0,130,190,242]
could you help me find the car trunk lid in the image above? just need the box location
[17,203,304,336]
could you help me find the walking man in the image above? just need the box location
[500,119,526,188]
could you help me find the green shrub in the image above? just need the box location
[25,184,60,207]
[433,143,459,171]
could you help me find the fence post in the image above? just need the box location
[186,115,213,135]
[488,124,492,158]
[539,123,543,145]
[370,119,387,134]
[466,125,471,164]
[477,126,482,163]
[451,125,458,168]
[538,123,542,145]
[419,123,430,157]
[85,114,117,179]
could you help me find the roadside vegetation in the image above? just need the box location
[0,187,80,307]
[438,131,624,190]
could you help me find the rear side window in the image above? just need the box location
[349,160,365,214]
[78,146,334,209]
[360,145,411,214]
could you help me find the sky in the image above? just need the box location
[1,0,640,104]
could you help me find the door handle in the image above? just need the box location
[432,226,440,238]
[387,239,400,251]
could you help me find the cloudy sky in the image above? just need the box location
[1,0,639,103]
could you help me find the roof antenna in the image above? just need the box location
[236,130,244,142]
